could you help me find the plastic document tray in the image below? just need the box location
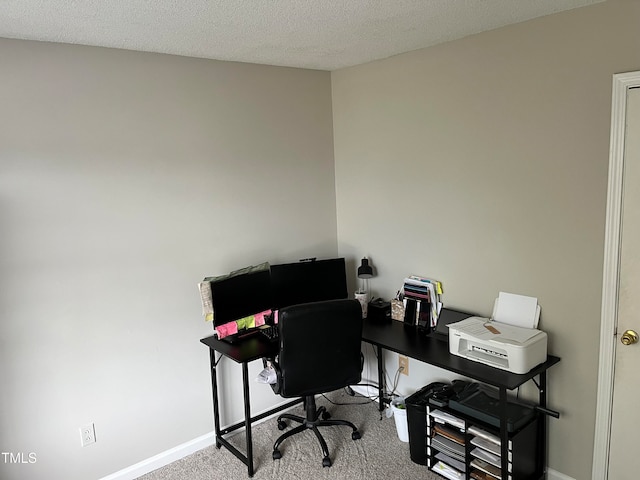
[448,390,535,433]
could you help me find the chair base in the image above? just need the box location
[272,395,361,468]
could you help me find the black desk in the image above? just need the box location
[200,335,295,477]
[202,319,560,479]
[362,320,560,479]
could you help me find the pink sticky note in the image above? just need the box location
[216,322,238,339]
[254,309,272,327]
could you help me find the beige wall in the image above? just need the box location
[3,1,640,479]
[0,39,336,480]
[332,1,640,478]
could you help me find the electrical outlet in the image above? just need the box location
[399,355,409,376]
[80,423,96,447]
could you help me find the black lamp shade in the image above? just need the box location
[357,258,373,278]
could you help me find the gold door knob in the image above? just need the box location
[621,330,639,346]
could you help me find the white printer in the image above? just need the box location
[448,292,548,374]
[448,316,547,374]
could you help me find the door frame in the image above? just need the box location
[592,71,640,480]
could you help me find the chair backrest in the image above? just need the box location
[276,299,363,398]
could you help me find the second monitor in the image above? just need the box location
[270,258,348,310]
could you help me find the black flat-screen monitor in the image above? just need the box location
[270,258,348,309]
[207,263,272,328]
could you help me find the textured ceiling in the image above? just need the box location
[0,0,603,71]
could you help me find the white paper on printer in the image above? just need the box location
[493,292,539,329]
[452,317,541,344]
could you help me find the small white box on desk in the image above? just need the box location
[448,316,547,374]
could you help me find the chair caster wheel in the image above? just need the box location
[321,411,331,420]
[277,420,287,430]
[352,431,361,440]
[272,450,282,460]
[322,456,332,468]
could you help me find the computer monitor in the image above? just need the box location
[270,258,348,310]
[207,263,272,328]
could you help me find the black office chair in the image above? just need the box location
[269,299,364,468]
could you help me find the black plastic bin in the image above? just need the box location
[406,382,449,465]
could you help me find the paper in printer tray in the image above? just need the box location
[448,389,535,433]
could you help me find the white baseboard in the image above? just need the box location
[351,383,382,403]
[547,468,576,480]
[99,432,216,480]
[100,398,299,480]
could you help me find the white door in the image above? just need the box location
[594,78,640,479]
[607,86,640,479]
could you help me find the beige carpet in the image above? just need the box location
[137,390,441,480]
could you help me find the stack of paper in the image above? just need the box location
[470,458,501,479]
[432,435,465,463]
[402,276,443,327]
[470,436,500,456]
[429,409,466,430]
[435,452,466,473]
[468,426,501,446]
[492,291,540,329]
[471,447,500,467]
[433,461,464,480]
[198,281,214,322]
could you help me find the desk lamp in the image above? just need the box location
[356,258,374,317]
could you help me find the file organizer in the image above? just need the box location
[426,403,540,480]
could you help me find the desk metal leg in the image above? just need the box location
[208,353,255,477]
[539,371,548,479]
[206,352,305,478]
[499,387,508,480]
[242,362,254,477]
[376,345,385,412]
[209,350,222,449]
